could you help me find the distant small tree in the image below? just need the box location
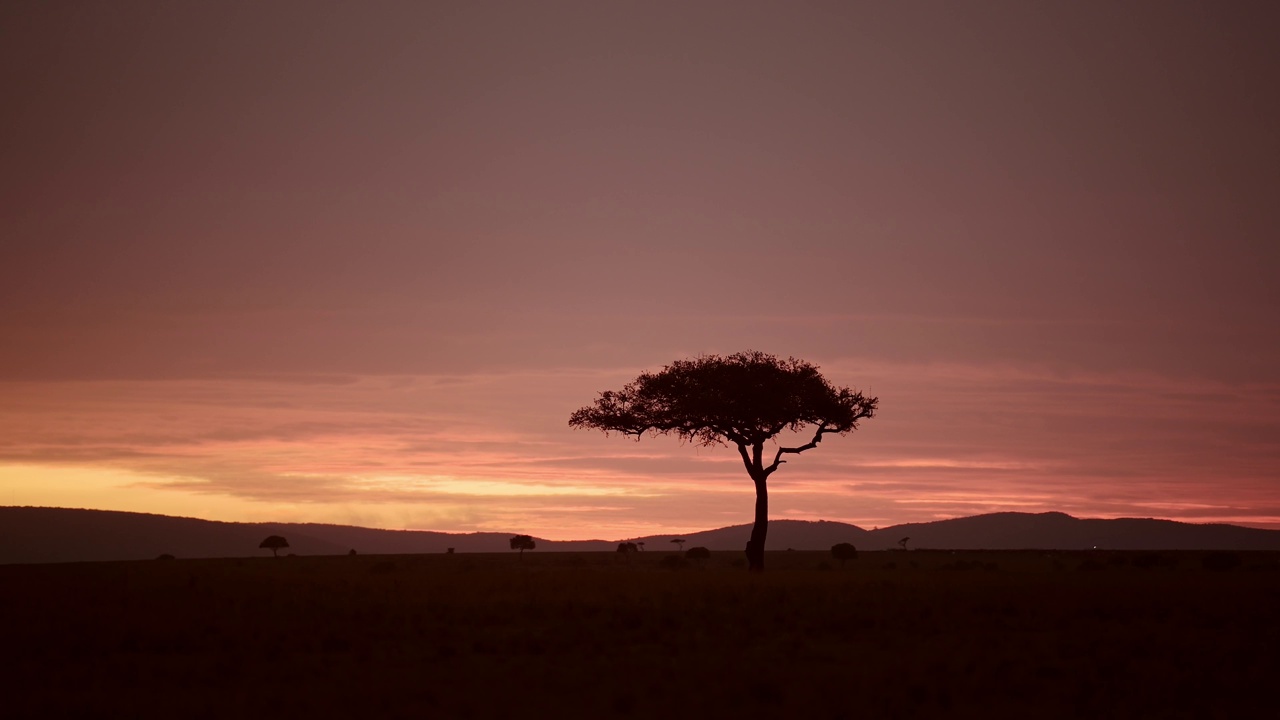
[898,536,910,551]
[830,542,858,568]
[671,538,686,551]
[636,541,645,551]
[686,546,711,564]
[259,535,289,557]
[348,548,357,556]
[156,553,176,561]
[510,535,536,558]
[446,547,455,554]
[617,541,638,558]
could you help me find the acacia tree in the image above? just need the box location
[259,535,289,558]
[510,534,536,558]
[570,351,877,572]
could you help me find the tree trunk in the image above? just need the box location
[746,474,768,572]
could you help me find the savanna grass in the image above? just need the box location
[2,550,1276,718]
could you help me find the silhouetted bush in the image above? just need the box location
[348,549,357,556]
[830,542,858,567]
[617,542,638,554]
[685,547,711,562]
[155,553,175,561]
[1202,552,1242,571]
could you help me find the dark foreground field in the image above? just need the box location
[3,550,1277,719]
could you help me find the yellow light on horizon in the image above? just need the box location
[0,463,266,521]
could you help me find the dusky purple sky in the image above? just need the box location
[2,1,1278,537]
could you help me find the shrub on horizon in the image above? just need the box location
[830,542,858,568]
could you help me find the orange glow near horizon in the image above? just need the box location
[3,360,1277,538]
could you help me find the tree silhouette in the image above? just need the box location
[636,541,645,551]
[898,536,910,551]
[617,541,638,559]
[510,535,536,558]
[259,535,289,557]
[685,546,711,564]
[830,542,858,568]
[570,351,877,572]
[671,538,686,551]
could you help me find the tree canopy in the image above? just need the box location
[831,542,859,567]
[571,351,877,571]
[259,535,289,557]
[569,351,876,480]
[509,535,536,557]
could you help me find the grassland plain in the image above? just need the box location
[2,550,1277,719]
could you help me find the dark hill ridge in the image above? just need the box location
[640,519,872,552]
[2,507,1278,564]
[647,512,1280,552]
[0,507,616,564]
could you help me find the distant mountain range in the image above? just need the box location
[2,506,1278,564]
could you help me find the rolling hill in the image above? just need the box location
[2,506,1278,564]
[627,512,1280,552]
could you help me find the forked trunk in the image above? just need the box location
[746,475,768,572]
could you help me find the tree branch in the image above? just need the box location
[762,424,831,476]
[736,442,754,476]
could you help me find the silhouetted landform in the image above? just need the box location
[644,512,1280,553]
[2,507,1278,564]
[0,507,608,564]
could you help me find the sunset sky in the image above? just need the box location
[2,1,1278,539]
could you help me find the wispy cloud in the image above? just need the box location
[1,358,1277,536]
